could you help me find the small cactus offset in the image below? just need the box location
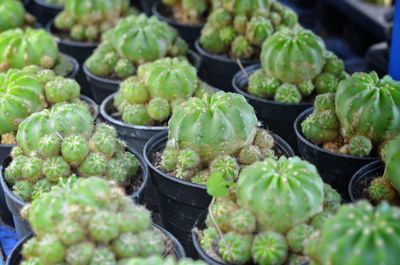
[0,28,72,76]
[0,67,83,144]
[247,27,346,103]
[308,201,400,265]
[163,0,211,25]
[114,57,214,126]
[302,72,400,157]
[6,121,140,202]
[0,0,35,32]
[200,0,298,59]
[199,156,341,265]
[85,15,188,79]
[54,0,134,42]
[20,177,185,265]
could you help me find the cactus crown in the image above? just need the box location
[85,15,188,79]
[162,0,211,25]
[54,0,132,42]
[200,0,298,59]
[0,0,35,32]
[312,201,400,265]
[6,121,140,202]
[302,72,400,157]
[248,27,345,104]
[21,177,173,264]
[114,57,214,126]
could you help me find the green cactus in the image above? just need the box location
[238,145,261,164]
[0,0,35,32]
[247,69,280,98]
[231,35,254,59]
[245,17,273,46]
[312,201,400,265]
[315,73,338,94]
[348,135,373,157]
[218,232,252,265]
[274,83,302,103]
[210,155,240,182]
[230,209,256,234]
[237,156,324,232]
[207,198,238,232]
[200,227,218,251]
[163,0,210,25]
[381,136,400,195]
[251,231,288,265]
[22,177,172,264]
[54,0,131,42]
[5,123,140,202]
[368,176,398,204]
[287,224,315,253]
[86,15,188,78]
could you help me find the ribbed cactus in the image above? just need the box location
[6,123,139,202]
[200,0,298,59]
[309,201,400,265]
[302,72,400,157]
[381,136,400,194]
[20,177,175,264]
[248,27,345,103]
[86,15,188,79]
[0,67,82,143]
[163,0,210,25]
[114,57,213,126]
[237,156,324,232]
[0,0,35,32]
[54,0,132,42]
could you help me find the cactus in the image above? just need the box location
[54,0,132,42]
[368,176,398,204]
[218,232,252,264]
[311,201,400,265]
[200,1,298,60]
[20,177,175,264]
[6,122,139,202]
[287,224,315,253]
[230,209,256,234]
[163,0,210,25]
[0,0,35,32]
[86,15,188,79]
[248,28,345,103]
[114,57,213,126]
[251,231,288,265]
[237,156,324,232]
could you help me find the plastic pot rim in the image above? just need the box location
[144,129,295,190]
[232,64,315,107]
[0,146,149,209]
[294,107,379,161]
[100,93,168,131]
[33,0,63,11]
[348,159,385,202]
[46,19,99,48]
[152,2,204,29]
[194,39,259,65]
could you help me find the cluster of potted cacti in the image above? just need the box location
[2,1,400,265]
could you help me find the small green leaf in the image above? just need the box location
[206,172,229,197]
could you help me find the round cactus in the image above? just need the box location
[368,176,398,204]
[336,72,400,145]
[261,27,326,84]
[381,136,400,194]
[230,209,256,234]
[0,28,58,71]
[314,201,400,265]
[22,177,172,264]
[168,92,259,162]
[163,0,209,25]
[286,224,315,253]
[237,156,324,232]
[0,0,26,32]
[218,232,252,265]
[251,231,288,265]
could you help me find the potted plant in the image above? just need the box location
[192,156,341,265]
[196,0,298,91]
[0,105,148,238]
[349,135,400,204]
[152,0,213,48]
[0,0,35,32]
[233,26,346,152]
[144,91,294,256]
[0,28,79,78]
[294,72,400,199]
[6,177,198,264]
[83,14,198,103]
[305,200,400,265]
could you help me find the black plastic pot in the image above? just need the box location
[84,50,201,104]
[144,130,294,257]
[153,2,203,49]
[233,64,312,154]
[294,108,379,201]
[29,0,62,26]
[6,224,185,265]
[348,160,385,202]
[47,20,98,98]
[58,52,80,79]
[195,39,259,92]
[140,0,160,15]
[0,146,149,239]
[192,212,309,265]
